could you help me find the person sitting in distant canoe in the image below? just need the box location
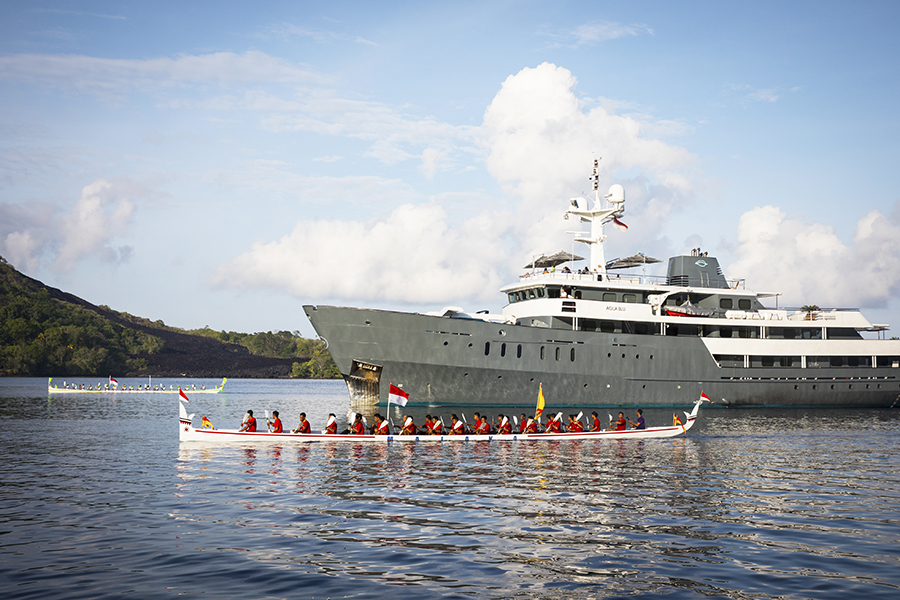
[431,416,443,435]
[239,410,257,432]
[268,410,283,433]
[607,412,627,431]
[292,412,311,434]
[497,414,512,435]
[546,415,562,433]
[350,414,365,435]
[629,409,645,430]
[567,414,584,432]
[589,411,602,432]
[449,414,465,435]
[373,414,391,435]
[423,415,434,434]
[524,416,539,434]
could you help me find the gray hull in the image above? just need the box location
[304,305,900,408]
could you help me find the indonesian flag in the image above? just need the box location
[109,377,118,388]
[388,383,409,407]
[612,216,628,232]
[700,392,711,403]
[179,388,190,404]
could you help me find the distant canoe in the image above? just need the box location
[49,377,226,394]
[179,395,710,443]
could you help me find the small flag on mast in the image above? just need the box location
[388,383,409,407]
[109,377,118,388]
[179,388,190,404]
[612,216,628,232]
[535,383,545,420]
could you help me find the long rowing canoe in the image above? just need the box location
[179,395,710,442]
[50,377,226,394]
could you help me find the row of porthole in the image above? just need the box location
[449,340,657,363]
[792,383,893,390]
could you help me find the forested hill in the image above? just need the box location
[0,256,339,379]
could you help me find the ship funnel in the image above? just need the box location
[605,184,625,206]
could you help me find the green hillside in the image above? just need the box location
[0,256,338,378]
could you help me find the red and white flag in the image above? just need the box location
[109,377,118,387]
[700,392,711,402]
[388,383,409,407]
[178,388,190,404]
[612,216,628,232]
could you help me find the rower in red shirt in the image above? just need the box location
[239,410,257,432]
[589,411,602,432]
[400,416,417,435]
[449,414,465,435]
[323,413,337,434]
[567,414,584,432]
[546,415,562,433]
[292,412,311,434]
[497,414,512,434]
[350,414,365,435]
[518,413,529,434]
[373,414,391,435]
[268,410,283,433]
[431,416,443,435]
[607,411,627,431]
[473,413,490,435]
[524,416,539,434]
[423,415,434,435]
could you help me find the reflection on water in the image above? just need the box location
[1,378,899,599]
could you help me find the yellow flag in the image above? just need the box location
[535,383,545,420]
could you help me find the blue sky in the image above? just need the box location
[2,1,900,337]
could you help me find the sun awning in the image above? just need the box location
[605,252,662,270]
[524,251,585,269]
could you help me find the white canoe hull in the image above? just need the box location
[179,397,709,443]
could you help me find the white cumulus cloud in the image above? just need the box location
[728,205,900,309]
[212,202,509,304]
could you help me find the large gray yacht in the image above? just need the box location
[305,161,900,408]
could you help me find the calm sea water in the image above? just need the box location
[1,377,898,599]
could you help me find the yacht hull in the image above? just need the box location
[304,305,900,408]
